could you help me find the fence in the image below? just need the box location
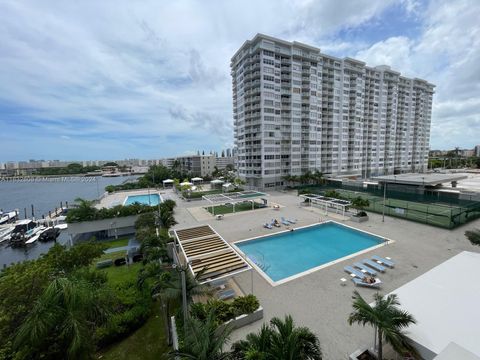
[297,183,480,229]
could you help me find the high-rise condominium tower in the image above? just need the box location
[231,34,435,189]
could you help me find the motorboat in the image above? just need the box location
[38,227,61,242]
[9,220,40,247]
[0,210,18,225]
[0,226,15,243]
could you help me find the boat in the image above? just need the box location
[0,226,15,243]
[24,226,47,245]
[38,227,61,242]
[0,210,18,225]
[9,220,40,247]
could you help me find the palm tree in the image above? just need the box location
[348,290,418,360]
[14,277,110,359]
[231,315,322,360]
[66,197,97,222]
[230,324,272,359]
[173,310,233,360]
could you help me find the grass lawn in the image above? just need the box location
[100,237,130,249]
[101,262,142,286]
[205,201,263,215]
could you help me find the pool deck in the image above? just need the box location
[168,188,480,359]
[96,188,175,209]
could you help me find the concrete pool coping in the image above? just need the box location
[122,193,162,206]
[232,220,395,287]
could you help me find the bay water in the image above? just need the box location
[0,176,138,268]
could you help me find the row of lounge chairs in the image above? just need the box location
[263,217,296,229]
[343,255,395,288]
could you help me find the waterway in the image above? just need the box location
[0,176,138,268]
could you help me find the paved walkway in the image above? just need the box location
[169,190,480,359]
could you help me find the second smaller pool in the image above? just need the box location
[124,194,162,206]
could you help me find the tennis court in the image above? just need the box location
[316,189,480,229]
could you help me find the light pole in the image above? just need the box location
[382,180,387,222]
[172,262,191,336]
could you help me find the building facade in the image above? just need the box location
[232,34,435,188]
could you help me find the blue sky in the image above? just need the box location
[0,0,479,161]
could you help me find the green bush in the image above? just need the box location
[66,202,156,223]
[232,294,259,316]
[95,282,151,347]
[189,295,260,325]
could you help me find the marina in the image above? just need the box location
[0,176,138,267]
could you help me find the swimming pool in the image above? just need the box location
[124,194,162,206]
[235,221,387,284]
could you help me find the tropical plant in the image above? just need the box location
[465,229,480,246]
[174,309,233,360]
[14,277,111,359]
[231,314,322,360]
[351,197,370,214]
[348,290,419,360]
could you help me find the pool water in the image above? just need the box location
[236,222,384,283]
[124,194,162,206]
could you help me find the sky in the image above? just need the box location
[0,0,479,162]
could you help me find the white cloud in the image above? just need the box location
[0,0,478,160]
[353,0,480,149]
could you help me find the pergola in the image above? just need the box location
[300,193,351,217]
[173,225,251,284]
[203,190,267,215]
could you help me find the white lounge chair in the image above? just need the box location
[363,259,386,272]
[344,266,365,279]
[354,262,377,276]
[372,255,395,268]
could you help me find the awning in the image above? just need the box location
[173,225,251,284]
[163,179,174,183]
[191,177,203,182]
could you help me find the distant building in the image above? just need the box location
[215,156,235,170]
[162,155,216,177]
[232,34,435,188]
[474,145,480,157]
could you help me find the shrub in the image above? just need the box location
[189,295,260,325]
[95,282,151,347]
[232,294,259,316]
[324,190,344,199]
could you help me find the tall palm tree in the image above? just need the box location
[231,315,322,360]
[14,277,110,359]
[348,290,418,360]
[173,310,233,360]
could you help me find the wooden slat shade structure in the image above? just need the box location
[173,225,251,284]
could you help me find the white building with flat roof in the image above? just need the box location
[388,251,480,360]
[232,34,435,189]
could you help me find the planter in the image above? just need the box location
[350,215,368,222]
[218,306,264,332]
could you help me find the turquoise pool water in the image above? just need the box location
[124,194,162,206]
[236,222,384,282]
